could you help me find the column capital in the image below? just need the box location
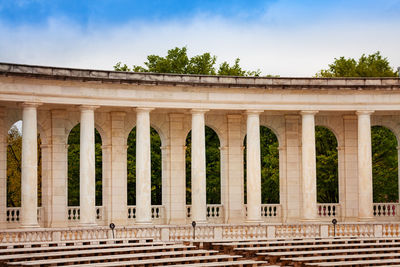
[300,110,319,116]
[79,105,99,111]
[356,110,374,116]
[135,107,154,113]
[245,110,263,115]
[20,102,42,109]
[190,109,209,114]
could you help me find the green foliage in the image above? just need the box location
[67,124,102,206]
[7,124,41,207]
[127,127,162,205]
[186,127,221,204]
[316,51,398,77]
[114,46,261,76]
[315,126,338,203]
[372,126,398,202]
[244,126,280,204]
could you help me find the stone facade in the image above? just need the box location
[0,63,400,228]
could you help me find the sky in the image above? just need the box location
[0,0,399,77]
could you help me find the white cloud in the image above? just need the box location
[0,14,399,77]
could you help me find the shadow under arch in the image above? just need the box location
[6,120,42,207]
[372,125,398,203]
[185,126,221,204]
[243,125,280,204]
[315,125,338,203]
[67,123,103,206]
[126,126,162,205]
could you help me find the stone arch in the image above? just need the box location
[371,125,398,203]
[315,125,339,203]
[6,120,42,207]
[185,125,221,204]
[243,125,280,204]
[126,125,163,205]
[66,123,103,206]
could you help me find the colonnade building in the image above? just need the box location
[1,62,400,229]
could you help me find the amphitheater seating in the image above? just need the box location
[3,237,400,266]
[0,238,268,267]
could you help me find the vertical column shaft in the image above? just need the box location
[136,108,153,224]
[301,111,318,221]
[21,102,40,227]
[79,105,97,225]
[357,110,374,220]
[191,109,208,223]
[246,110,262,222]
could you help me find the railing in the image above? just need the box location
[186,204,224,223]
[6,207,42,223]
[67,206,103,223]
[244,204,282,222]
[127,205,165,223]
[317,203,340,218]
[373,203,399,217]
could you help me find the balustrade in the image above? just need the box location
[127,205,165,223]
[244,204,281,222]
[67,206,103,223]
[373,203,399,217]
[186,204,223,223]
[6,207,42,224]
[317,203,340,218]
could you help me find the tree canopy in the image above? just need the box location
[114,46,261,76]
[316,51,398,77]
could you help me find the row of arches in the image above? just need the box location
[6,121,399,208]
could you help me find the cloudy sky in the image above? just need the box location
[0,0,399,76]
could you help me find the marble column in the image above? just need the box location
[79,105,98,226]
[21,102,40,227]
[301,111,318,221]
[191,109,208,223]
[136,108,153,224]
[357,110,374,221]
[0,107,6,228]
[246,110,262,223]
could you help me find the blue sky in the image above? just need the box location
[0,0,399,76]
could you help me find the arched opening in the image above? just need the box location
[372,126,398,202]
[67,124,102,206]
[243,126,279,204]
[7,120,42,207]
[315,126,338,203]
[185,126,221,204]
[127,127,162,205]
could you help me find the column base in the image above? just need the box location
[79,222,98,227]
[358,217,374,222]
[20,223,40,228]
[245,219,263,224]
[135,220,153,225]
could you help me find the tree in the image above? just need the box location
[316,51,398,77]
[114,46,261,76]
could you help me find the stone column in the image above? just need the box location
[164,114,187,224]
[107,112,127,225]
[191,109,208,223]
[136,108,153,224]
[0,108,6,228]
[21,102,40,227]
[79,105,98,226]
[357,110,374,221]
[301,111,318,221]
[224,115,244,223]
[246,110,262,223]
